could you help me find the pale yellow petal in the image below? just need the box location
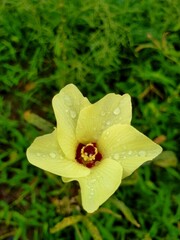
[61,176,72,183]
[76,93,131,143]
[77,159,123,213]
[52,84,90,159]
[98,124,162,178]
[26,130,90,178]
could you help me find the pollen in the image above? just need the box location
[76,142,102,168]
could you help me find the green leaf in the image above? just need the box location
[50,215,83,234]
[97,207,122,220]
[83,217,103,240]
[0,151,19,171]
[111,198,140,228]
[24,110,54,132]
[152,151,178,168]
[122,171,139,186]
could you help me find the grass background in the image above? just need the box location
[0,0,179,239]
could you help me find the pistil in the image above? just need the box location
[76,142,102,168]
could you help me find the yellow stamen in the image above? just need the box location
[81,143,98,161]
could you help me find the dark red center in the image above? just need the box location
[83,145,96,155]
[75,142,102,168]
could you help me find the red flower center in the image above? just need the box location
[76,143,102,168]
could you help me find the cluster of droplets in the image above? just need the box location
[61,94,148,163]
[111,149,147,161]
[36,152,58,159]
[87,178,97,198]
[86,175,103,199]
[64,94,124,132]
[64,94,77,119]
[100,105,121,117]
[99,103,123,132]
[35,150,67,160]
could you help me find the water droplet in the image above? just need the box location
[105,131,110,135]
[90,178,96,184]
[106,120,111,126]
[138,150,146,157]
[36,153,41,157]
[87,181,95,197]
[103,130,110,140]
[113,153,119,160]
[70,110,77,119]
[90,190,94,196]
[101,112,106,116]
[64,95,72,106]
[113,107,120,115]
[128,150,132,155]
[49,152,56,158]
[65,109,69,113]
[96,175,103,182]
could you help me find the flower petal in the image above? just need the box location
[52,84,90,159]
[76,93,131,143]
[63,159,123,213]
[26,130,90,178]
[79,159,123,213]
[98,124,162,178]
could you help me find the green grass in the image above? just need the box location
[0,0,179,239]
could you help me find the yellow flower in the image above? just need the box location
[26,84,162,213]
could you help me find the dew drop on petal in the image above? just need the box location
[113,107,121,115]
[113,153,119,160]
[105,131,110,136]
[90,178,96,184]
[101,111,106,116]
[138,150,146,157]
[106,120,111,126]
[90,190,94,196]
[49,152,56,158]
[64,95,72,106]
[70,110,77,119]
[88,179,96,187]
[128,150,132,155]
[87,181,95,198]
[36,153,41,157]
